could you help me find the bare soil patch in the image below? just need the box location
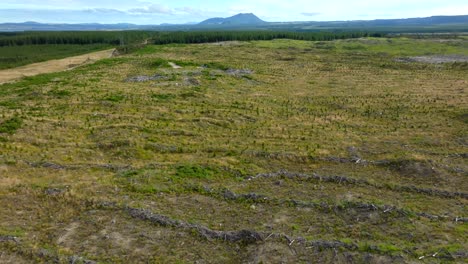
[0,49,115,84]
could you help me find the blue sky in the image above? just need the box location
[1,0,467,24]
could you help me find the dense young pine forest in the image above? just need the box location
[0,31,383,47]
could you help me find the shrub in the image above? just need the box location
[175,165,217,179]
[0,116,22,134]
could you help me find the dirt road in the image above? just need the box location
[0,48,115,84]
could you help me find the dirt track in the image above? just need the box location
[0,49,115,84]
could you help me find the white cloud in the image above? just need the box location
[128,4,173,14]
[301,12,321,17]
[83,8,125,14]
[175,7,203,16]
[1,0,467,23]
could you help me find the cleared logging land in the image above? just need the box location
[0,37,467,263]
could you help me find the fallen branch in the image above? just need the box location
[0,236,19,243]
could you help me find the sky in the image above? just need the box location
[0,0,467,24]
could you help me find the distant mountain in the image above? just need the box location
[159,22,198,27]
[0,15,467,32]
[199,13,266,25]
[199,17,225,25]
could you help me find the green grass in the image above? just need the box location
[103,93,126,102]
[151,93,176,101]
[149,58,171,68]
[175,164,217,179]
[254,37,468,56]
[0,116,22,134]
[0,44,111,69]
[337,37,468,56]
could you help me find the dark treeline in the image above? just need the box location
[152,31,384,44]
[388,32,467,39]
[0,31,153,47]
[0,31,385,47]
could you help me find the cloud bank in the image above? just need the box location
[0,0,467,24]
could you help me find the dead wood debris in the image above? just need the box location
[25,160,131,171]
[0,235,20,243]
[200,186,465,223]
[247,170,468,199]
[125,74,167,82]
[127,207,262,244]
[125,206,358,251]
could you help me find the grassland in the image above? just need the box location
[0,37,467,263]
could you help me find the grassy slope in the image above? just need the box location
[0,38,467,263]
[0,44,111,70]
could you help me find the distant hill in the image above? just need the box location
[0,15,467,32]
[309,15,468,27]
[199,13,266,25]
[368,15,468,26]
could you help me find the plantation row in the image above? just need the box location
[0,44,111,70]
[0,31,153,46]
[0,30,384,47]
